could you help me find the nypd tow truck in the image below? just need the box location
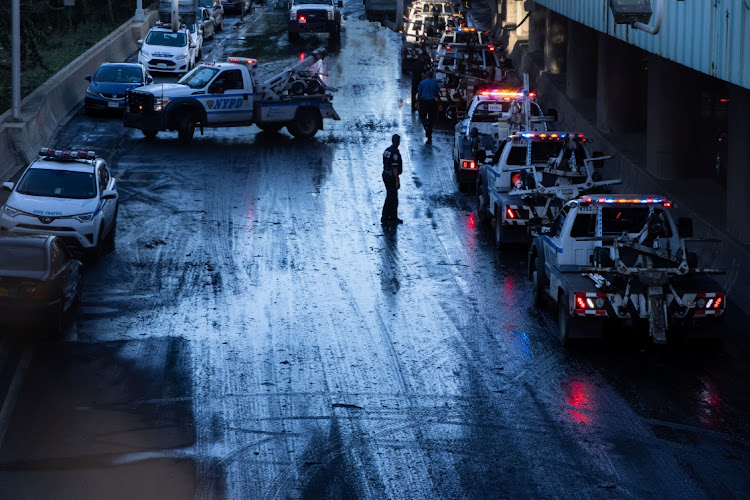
[476,131,619,247]
[452,87,548,191]
[527,196,726,344]
[123,48,339,144]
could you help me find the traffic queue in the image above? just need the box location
[401,1,728,344]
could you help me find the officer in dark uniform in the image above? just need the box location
[382,134,404,224]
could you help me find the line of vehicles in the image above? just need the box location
[401,0,728,345]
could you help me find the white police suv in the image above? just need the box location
[0,148,119,258]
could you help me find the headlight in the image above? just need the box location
[176,52,189,60]
[154,98,170,112]
[327,10,334,20]
[3,205,23,218]
[75,213,95,223]
[140,49,150,57]
[86,87,99,97]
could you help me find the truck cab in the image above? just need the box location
[288,0,343,40]
[452,90,543,190]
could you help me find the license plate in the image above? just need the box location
[157,63,167,69]
[108,101,119,108]
[0,287,8,297]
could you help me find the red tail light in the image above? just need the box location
[461,160,476,169]
[506,207,515,219]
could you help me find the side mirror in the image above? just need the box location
[84,75,92,81]
[678,217,693,238]
[147,75,154,83]
[137,39,144,44]
[102,190,117,200]
[190,43,197,49]
[2,182,14,192]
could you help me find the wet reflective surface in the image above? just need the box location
[0,4,749,499]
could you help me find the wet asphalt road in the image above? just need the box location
[0,4,749,499]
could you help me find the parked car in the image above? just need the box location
[184,22,204,60]
[0,148,119,259]
[137,22,197,74]
[221,0,251,15]
[197,7,217,40]
[84,63,152,115]
[200,0,224,30]
[0,234,82,335]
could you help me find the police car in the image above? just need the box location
[0,148,119,258]
[137,22,197,74]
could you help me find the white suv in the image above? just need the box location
[138,23,197,74]
[0,148,119,258]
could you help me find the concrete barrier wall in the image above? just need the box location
[0,10,158,181]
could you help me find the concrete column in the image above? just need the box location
[527,7,546,54]
[544,9,566,74]
[645,54,698,179]
[596,33,644,134]
[565,19,597,100]
[726,85,750,243]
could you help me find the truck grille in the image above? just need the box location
[126,91,155,114]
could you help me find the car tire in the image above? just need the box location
[45,302,65,339]
[143,130,158,140]
[178,112,196,145]
[103,207,117,253]
[289,110,319,138]
[494,210,506,249]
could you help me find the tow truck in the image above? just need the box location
[476,130,619,247]
[452,86,549,191]
[123,47,339,144]
[527,196,726,344]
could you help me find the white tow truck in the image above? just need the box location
[476,131,619,247]
[123,47,340,144]
[452,87,549,191]
[527,196,726,344]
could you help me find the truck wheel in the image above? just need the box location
[476,183,491,224]
[330,23,341,39]
[494,216,506,249]
[143,130,158,140]
[290,111,319,138]
[288,31,300,42]
[178,112,196,145]
[532,258,545,307]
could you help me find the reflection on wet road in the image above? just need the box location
[0,3,749,499]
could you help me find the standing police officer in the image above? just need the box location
[382,134,404,224]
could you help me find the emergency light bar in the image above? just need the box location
[39,148,96,160]
[580,196,672,207]
[480,90,535,98]
[512,132,586,142]
[227,57,258,68]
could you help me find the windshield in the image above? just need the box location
[0,244,46,272]
[178,66,220,88]
[530,142,563,163]
[602,207,652,235]
[293,0,333,5]
[472,102,509,122]
[94,65,142,84]
[145,30,187,48]
[16,168,97,199]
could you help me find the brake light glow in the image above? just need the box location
[506,207,515,219]
[461,160,476,169]
[574,292,607,315]
[488,45,495,51]
[695,292,725,311]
